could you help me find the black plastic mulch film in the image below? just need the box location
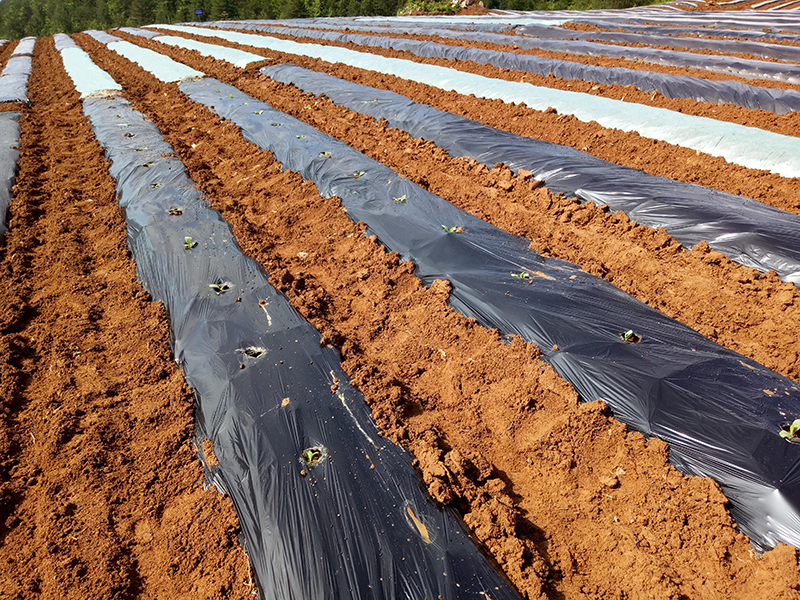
[0,38,35,105]
[258,64,800,285]
[82,93,523,600]
[0,112,22,241]
[508,22,800,62]
[569,18,800,42]
[200,20,800,93]
[179,77,800,552]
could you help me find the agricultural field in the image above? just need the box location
[2,1,800,598]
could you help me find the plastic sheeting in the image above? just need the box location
[0,112,21,241]
[512,23,800,62]
[85,31,203,83]
[149,34,266,67]
[196,21,800,114]
[57,35,122,98]
[118,26,161,39]
[12,37,36,56]
[180,77,800,552]
[262,63,800,284]
[145,26,800,178]
[566,10,800,32]
[544,19,800,44]
[0,54,33,105]
[82,93,524,600]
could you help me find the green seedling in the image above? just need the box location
[142,162,152,168]
[354,171,366,179]
[302,447,322,467]
[209,282,231,294]
[304,104,313,110]
[149,183,162,189]
[296,135,306,139]
[319,151,331,158]
[229,93,234,98]
[184,236,196,250]
[621,330,641,344]
[271,123,281,127]
[254,110,264,115]
[781,419,800,441]
[442,225,464,233]
[511,272,530,280]
[136,147,147,151]
[392,194,407,203]
[240,102,248,106]
[215,89,220,92]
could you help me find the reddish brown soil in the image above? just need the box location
[136,26,800,215]
[0,37,251,599]
[75,28,800,600]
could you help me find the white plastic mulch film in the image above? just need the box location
[0,37,35,104]
[55,34,122,98]
[84,30,202,82]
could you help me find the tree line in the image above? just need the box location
[0,0,406,39]
[0,0,659,40]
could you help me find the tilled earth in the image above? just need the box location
[2,4,800,599]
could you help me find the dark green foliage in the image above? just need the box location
[0,0,662,39]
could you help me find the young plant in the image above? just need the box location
[511,272,530,280]
[392,194,407,203]
[271,122,281,127]
[296,135,306,139]
[304,104,313,110]
[442,225,464,233]
[302,447,322,467]
[209,282,231,294]
[184,236,196,250]
[142,162,152,168]
[780,419,800,441]
[150,182,162,189]
[621,330,641,344]
[254,110,264,115]
[353,171,366,179]
[319,151,331,158]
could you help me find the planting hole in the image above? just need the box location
[780,419,800,441]
[621,330,641,344]
[209,281,232,294]
[301,446,325,468]
[239,346,266,359]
